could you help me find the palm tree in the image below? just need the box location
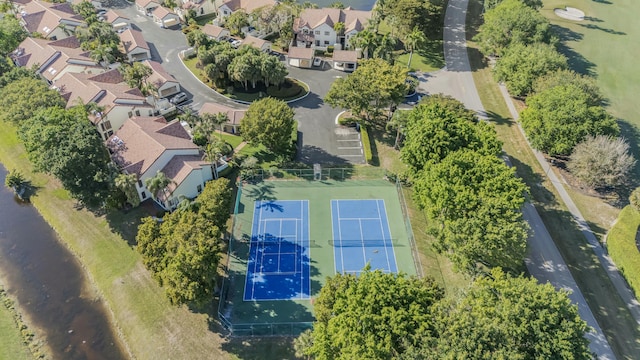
[204,138,225,179]
[350,30,377,59]
[144,171,173,209]
[373,33,396,62]
[404,27,427,69]
[293,329,313,360]
[91,44,115,69]
[115,173,140,207]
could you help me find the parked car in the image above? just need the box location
[96,9,107,15]
[170,92,188,104]
[231,40,242,48]
[313,57,322,67]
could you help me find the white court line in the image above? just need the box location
[277,218,283,273]
[380,200,398,272]
[334,200,346,274]
[305,200,311,298]
[338,146,363,150]
[358,219,367,269]
[376,200,392,271]
[338,217,386,221]
[251,201,264,299]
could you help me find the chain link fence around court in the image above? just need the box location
[217,168,423,336]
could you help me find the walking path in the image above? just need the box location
[432,0,615,358]
[499,84,640,324]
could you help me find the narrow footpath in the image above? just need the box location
[435,0,615,358]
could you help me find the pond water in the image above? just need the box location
[301,0,377,10]
[0,165,127,360]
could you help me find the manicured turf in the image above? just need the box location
[541,0,640,170]
[222,179,417,333]
[0,295,32,360]
[607,206,640,301]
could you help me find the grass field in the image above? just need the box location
[0,290,32,360]
[221,179,418,334]
[0,120,296,358]
[607,206,640,301]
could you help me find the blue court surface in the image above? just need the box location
[243,200,311,301]
[331,199,398,275]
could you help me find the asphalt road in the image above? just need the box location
[109,0,364,165]
[431,0,616,358]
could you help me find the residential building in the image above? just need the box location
[293,7,371,50]
[119,28,151,62]
[201,24,230,41]
[52,69,154,139]
[175,0,216,20]
[241,35,271,52]
[152,6,181,28]
[103,10,130,32]
[287,46,314,68]
[11,36,103,83]
[199,102,245,134]
[108,116,213,210]
[18,0,86,40]
[142,60,181,98]
[135,0,161,16]
[215,0,275,22]
[332,50,358,72]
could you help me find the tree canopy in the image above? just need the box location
[0,76,66,124]
[400,95,501,174]
[135,178,232,306]
[520,84,619,156]
[484,0,542,11]
[493,42,568,97]
[430,268,591,359]
[0,16,28,57]
[474,0,553,56]
[300,270,444,360]
[413,149,529,272]
[533,69,604,106]
[325,58,408,122]
[240,97,295,156]
[18,106,115,207]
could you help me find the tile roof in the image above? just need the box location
[332,50,358,62]
[294,8,371,34]
[119,28,149,52]
[161,155,209,191]
[201,24,227,38]
[12,36,99,81]
[142,60,178,88]
[103,10,129,24]
[242,35,270,50]
[135,0,160,8]
[220,0,275,13]
[199,102,246,125]
[20,0,85,35]
[287,46,314,60]
[152,6,175,20]
[108,116,199,176]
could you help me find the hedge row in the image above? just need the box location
[361,124,373,164]
[607,206,640,299]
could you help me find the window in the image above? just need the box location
[314,30,320,35]
[324,31,330,36]
[128,111,133,118]
[315,40,320,46]
[197,184,202,193]
[135,110,140,116]
[303,29,308,34]
[138,180,143,188]
[148,109,152,116]
[324,40,330,45]
[223,10,228,15]
[106,130,113,138]
[103,120,112,130]
[141,191,146,199]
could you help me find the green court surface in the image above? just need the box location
[218,178,418,336]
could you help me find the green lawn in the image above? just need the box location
[396,41,445,73]
[0,120,294,358]
[466,0,640,357]
[0,290,33,360]
[219,132,243,149]
[607,206,640,300]
[541,0,640,172]
[194,13,217,26]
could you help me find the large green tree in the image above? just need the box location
[413,149,529,272]
[0,77,66,124]
[532,69,604,106]
[0,16,28,56]
[119,62,153,91]
[474,0,553,56]
[493,42,568,97]
[400,95,501,174]
[240,97,295,156]
[520,84,619,156]
[19,106,115,207]
[430,268,591,359]
[301,270,443,360]
[325,58,408,122]
[484,0,542,11]
[135,178,231,306]
[225,10,249,36]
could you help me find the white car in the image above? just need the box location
[170,92,188,104]
[231,40,242,48]
[313,57,322,67]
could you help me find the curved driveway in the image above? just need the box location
[422,0,615,358]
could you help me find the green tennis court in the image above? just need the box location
[218,176,419,336]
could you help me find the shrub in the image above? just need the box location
[338,116,358,126]
[327,45,334,54]
[360,124,373,164]
[568,135,636,190]
[630,187,640,212]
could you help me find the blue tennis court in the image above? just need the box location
[243,200,311,301]
[331,199,398,275]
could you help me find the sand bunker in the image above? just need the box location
[554,7,585,21]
